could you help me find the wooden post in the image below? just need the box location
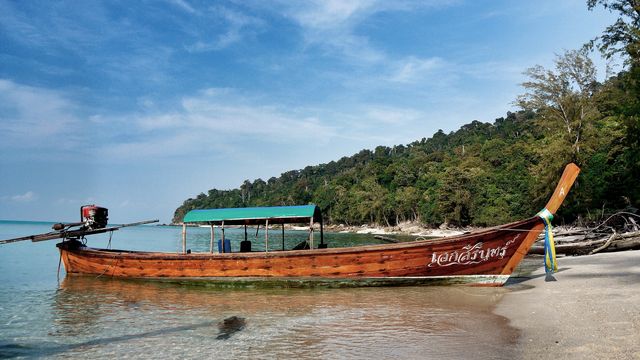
[221,220,225,253]
[320,218,324,246]
[309,217,314,250]
[244,224,247,241]
[210,224,215,253]
[265,220,269,252]
[282,224,285,251]
[181,223,187,254]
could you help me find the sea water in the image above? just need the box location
[0,221,519,359]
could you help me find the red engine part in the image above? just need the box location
[80,205,109,230]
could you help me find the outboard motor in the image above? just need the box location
[81,205,108,230]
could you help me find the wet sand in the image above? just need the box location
[496,250,640,359]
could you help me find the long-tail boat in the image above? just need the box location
[2,164,580,287]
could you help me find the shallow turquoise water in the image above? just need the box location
[0,221,518,359]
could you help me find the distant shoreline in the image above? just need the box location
[321,222,468,237]
[167,221,470,237]
[168,221,589,240]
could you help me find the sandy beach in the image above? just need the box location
[496,250,640,359]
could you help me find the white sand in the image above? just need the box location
[496,250,640,359]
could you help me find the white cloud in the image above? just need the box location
[289,0,374,29]
[169,0,196,14]
[388,57,446,83]
[281,0,382,62]
[5,191,38,202]
[0,79,80,148]
[186,6,264,52]
[113,85,500,161]
[56,197,96,205]
[135,88,337,138]
[93,87,449,161]
[279,0,457,63]
[283,0,453,31]
[101,132,204,159]
[364,106,424,125]
[97,88,339,160]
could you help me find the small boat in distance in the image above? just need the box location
[2,164,580,287]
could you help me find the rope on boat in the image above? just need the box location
[537,208,557,274]
[57,236,70,281]
[57,252,62,281]
[96,253,119,279]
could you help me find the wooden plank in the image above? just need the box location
[265,220,269,252]
[210,224,214,254]
[181,224,187,254]
[221,221,225,253]
[310,217,314,250]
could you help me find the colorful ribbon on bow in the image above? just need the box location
[537,208,557,274]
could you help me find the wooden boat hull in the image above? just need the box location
[57,163,580,287]
[57,217,543,286]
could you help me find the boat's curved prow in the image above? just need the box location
[543,163,581,215]
[500,163,580,276]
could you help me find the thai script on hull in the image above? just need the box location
[428,236,519,267]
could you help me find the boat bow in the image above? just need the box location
[500,163,580,276]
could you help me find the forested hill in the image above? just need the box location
[173,1,640,227]
[172,113,546,226]
[173,101,636,227]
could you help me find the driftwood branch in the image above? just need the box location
[530,230,640,255]
[374,235,400,243]
[527,212,640,256]
[588,231,616,255]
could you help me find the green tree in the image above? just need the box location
[395,186,421,223]
[517,49,600,163]
[436,167,479,226]
[587,0,640,63]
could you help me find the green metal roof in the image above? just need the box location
[183,205,322,225]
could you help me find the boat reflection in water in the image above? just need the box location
[44,275,520,359]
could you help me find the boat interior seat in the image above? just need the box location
[292,241,310,250]
[240,240,251,252]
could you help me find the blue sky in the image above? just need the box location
[0,0,617,223]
